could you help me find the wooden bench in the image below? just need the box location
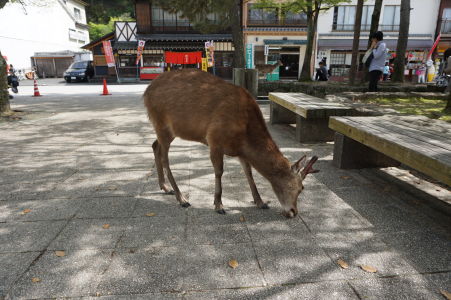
[329,116,451,186]
[269,92,355,142]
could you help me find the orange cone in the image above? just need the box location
[101,78,111,95]
[33,80,41,97]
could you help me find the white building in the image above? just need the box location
[0,0,90,71]
[316,0,441,79]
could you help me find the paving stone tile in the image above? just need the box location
[377,230,451,273]
[132,195,186,219]
[117,217,186,249]
[245,214,311,243]
[187,214,250,245]
[425,272,451,294]
[0,252,40,297]
[76,197,137,219]
[349,275,444,300]
[8,250,112,299]
[0,221,66,253]
[0,168,77,185]
[48,219,130,250]
[184,281,359,300]
[96,248,184,295]
[300,207,373,233]
[254,239,343,285]
[0,199,80,222]
[313,231,418,278]
[80,293,183,299]
[182,243,265,290]
[0,182,56,201]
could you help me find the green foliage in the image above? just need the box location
[88,14,133,41]
[154,0,233,32]
[255,0,351,15]
[86,0,134,24]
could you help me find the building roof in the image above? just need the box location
[82,32,115,50]
[72,0,88,6]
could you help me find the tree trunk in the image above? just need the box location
[367,0,383,49]
[392,0,410,83]
[349,0,364,85]
[445,92,451,113]
[231,0,245,68]
[0,51,10,114]
[362,0,383,82]
[299,1,315,81]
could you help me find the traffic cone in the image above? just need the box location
[33,80,41,97]
[101,78,111,95]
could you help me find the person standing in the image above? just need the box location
[368,31,387,92]
[417,63,426,84]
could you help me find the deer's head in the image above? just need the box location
[274,155,319,218]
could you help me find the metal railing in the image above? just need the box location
[248,18,307,27]
[333,23,399,32]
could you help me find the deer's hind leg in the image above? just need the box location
[156,132,190,208]
[152,140,173,194]
[210,147,225,214]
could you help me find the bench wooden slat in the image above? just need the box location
[386,116,451,142]
[330,117,451,163]
[269,93,353,119]
[329,116,451,186]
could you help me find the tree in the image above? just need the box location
[349,0,364,85]
[257,0,350,81]
[154,0,245,68]
[89,14,134,41]
[392,0,410,82]
[367,0,383,49]
[86,0,134,24]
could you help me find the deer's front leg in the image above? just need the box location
[210,149,225,214]
[240,158,268,209]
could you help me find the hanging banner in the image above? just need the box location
[136,40,146,65]
[246,44,254,69]
[165,51,203,64]
[205,40,215,67]
[201,58,208,71]
[102,40,115,67]
[427,34,441,60]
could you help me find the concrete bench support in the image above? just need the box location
[333,133,401,169]
[270,101,296,124]
[296,116,335,143]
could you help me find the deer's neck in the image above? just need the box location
[243,131,291,181]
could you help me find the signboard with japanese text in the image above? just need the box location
[102,40,115,67]
[205,40,215,67]
[136,40,146,65]
[201,58,208,71]
[246,44,254,69]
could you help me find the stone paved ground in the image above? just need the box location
[0,84,450,300]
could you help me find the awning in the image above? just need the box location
[318,38,433,51]
[137,34,232,42]
[264,39,307,45]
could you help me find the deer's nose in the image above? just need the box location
[283,208,298,218]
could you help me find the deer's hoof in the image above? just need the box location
[166,190,175,195]
[216,209,226,215]
[180,202,191,208]
[259,203,269,209]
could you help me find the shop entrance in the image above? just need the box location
[279,54,299,78]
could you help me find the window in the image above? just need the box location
[284,11,307,25]
[381,5,400,31]
[330,52,348,77]
[333,5,373,31]
[442,8,451,33]
[248,4,278,25]
[74,7,81,21]
[151,5,192,31]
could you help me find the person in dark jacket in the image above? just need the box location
[315,61,328,81]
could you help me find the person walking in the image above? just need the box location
[417,63,426,84]
[368,31,387,92]
[383,62,390,81]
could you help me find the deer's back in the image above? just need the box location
[144,69,264,154]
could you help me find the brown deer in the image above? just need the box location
[255,60,283,78]
[143,69,318,218]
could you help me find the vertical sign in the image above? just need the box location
[136,40,146,65]
[205,41,215,67]
[264,45,269,56]
[246,44,254,69]
[201,58,208,71]
[102,41,115,67]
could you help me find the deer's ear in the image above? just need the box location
[291,155,306,173]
